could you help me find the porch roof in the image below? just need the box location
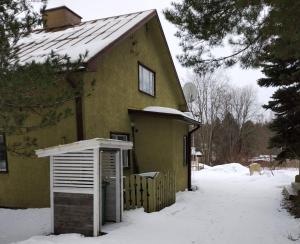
[36,138,133,158]
[128,106,201,125]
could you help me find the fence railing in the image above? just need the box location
[123,171,176,213]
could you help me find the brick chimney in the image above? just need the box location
[42,6,82,29]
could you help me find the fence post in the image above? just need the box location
[130,175,136,209]
[124,176,130,210]
[141,177,148,212]
[135,175,142,208]
[148,178,156,212]
[166,171,170,206]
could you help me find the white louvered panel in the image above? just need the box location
[54,174,93,178]
[55,164,93,169]
[54,174,92,177]
[102,152,116,176]
[53,157,93,161]
[52,149,94,190]
[53,184,93,188]
[53,162,93,165]
[53,167,93,171]
[54,180,93,184]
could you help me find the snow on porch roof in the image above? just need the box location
[17,9,156,64]
[128,106,201,125]
[36,138,133,158]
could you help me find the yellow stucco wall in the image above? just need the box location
[0,101,77,208]
[131,115,188,191]
[83,17,186,138]
[0,16,188,208]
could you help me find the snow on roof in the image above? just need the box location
[143,106,196,121]
[16,10,155,64]
[191,146,202,156]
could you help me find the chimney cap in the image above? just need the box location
[43,5,82,20]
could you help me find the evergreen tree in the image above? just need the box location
[0,1,92,156]
[165,0,300,160]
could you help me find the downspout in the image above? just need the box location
[67,77,84,141]
[187,124,200,191]
[130,122,139,174]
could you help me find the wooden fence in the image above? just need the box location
[123,172,176,213]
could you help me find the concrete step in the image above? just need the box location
[283,185,298,200]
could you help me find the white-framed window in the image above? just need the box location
[138,63,155,96]
[111,133,130,168]
[0,134,8,173]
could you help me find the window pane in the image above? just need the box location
[0,150,5,160]
[123,151,129,168]
[0,160,7,172]
[0,135,7,172]
[111,133,130,168]
[143,68,148,91]
[149,73,154,95]
[139,66,143,88]
[145,71,150,93]
[138,64,155,96]
[118,135,127,141]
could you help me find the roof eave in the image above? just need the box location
[128,108,201,125]
[154,16,188,111]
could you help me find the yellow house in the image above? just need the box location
[0,6,200,208]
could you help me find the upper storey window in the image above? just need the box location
[138,63,155,96]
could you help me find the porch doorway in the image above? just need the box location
[100,149,122,224]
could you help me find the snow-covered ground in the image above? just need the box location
[0,208,50,244]
[1,163,300,244]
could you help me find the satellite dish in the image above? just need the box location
[183,82,197,103]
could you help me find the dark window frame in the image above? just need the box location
[0,133,8,174]
[138,61,156,97]
[110,132,131,169]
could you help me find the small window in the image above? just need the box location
[183,136,187,166]
[111,133,130,168]
[0,134,8,173]
[138,63,155,96]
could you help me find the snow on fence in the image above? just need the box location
[123,172,176,213]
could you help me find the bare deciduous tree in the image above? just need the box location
[188,72,229,164]
[186,72,259,164]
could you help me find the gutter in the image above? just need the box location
[128,108,201,125]
[187,124,200,191]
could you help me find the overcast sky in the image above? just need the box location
[39,0,275,108]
